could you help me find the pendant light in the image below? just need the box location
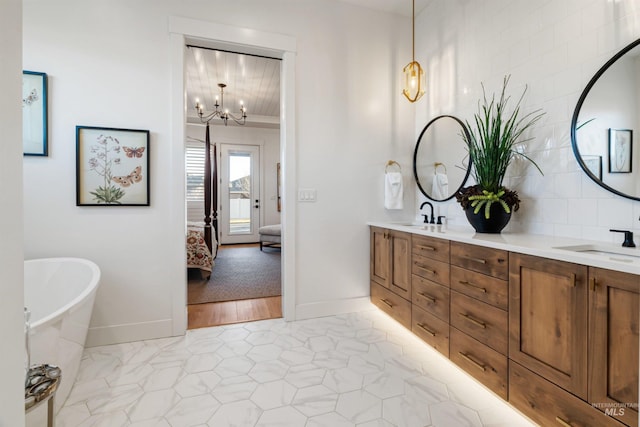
[402,0,425,102]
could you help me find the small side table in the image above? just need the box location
[25,365,61,427]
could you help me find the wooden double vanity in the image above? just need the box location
[370,224,639,427]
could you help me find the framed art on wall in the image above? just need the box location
[22,71,48,156]
[608,128,633,173]
[76,126,150,206]
[581,155,602,180]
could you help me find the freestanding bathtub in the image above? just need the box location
[24,257,100,425]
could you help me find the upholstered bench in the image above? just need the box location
[259,224,281,251]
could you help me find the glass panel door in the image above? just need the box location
[219,144,260,244]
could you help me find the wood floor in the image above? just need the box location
[188,296,282,329]
[187,243,282,329]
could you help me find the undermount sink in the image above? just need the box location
[554,244,640,263]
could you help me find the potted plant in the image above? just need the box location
[456,76,544,233]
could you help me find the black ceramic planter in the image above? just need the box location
[464,204,512,233]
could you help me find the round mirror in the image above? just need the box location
[571,38,640,200]
[413,115,472,202]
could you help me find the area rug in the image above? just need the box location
[188,245,281,304]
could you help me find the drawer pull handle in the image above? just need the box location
[418,292,436,303]
[416,323,436,336]
[417,245,436,252]
[380,298,394,308]
[414,263,436,275]
[463,256,486,264]
[458,352,486,372]
[459,313,487,329]
[555,416,573,427]
[458,280,487,293]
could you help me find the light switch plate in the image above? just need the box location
[298,189,317,202]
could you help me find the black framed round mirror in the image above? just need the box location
[413,115,472,202]
[571,38,640,201]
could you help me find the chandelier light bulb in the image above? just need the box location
[194,82,248,126]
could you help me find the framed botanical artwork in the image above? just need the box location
[76,126,150,206]
[22,71,48,156]
[608,128,633,173]
[581,155,602,180]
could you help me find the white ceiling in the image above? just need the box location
[185,1,429,129]
[186,46,281,128]
[335,0,430,16]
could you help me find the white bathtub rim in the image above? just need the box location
[24,257,101,331]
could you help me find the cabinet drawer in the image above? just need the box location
[412,275,449,321]
[510,361,625,427]
[412,305,449,357]
[412,234,449,263]
[412,255,450,286]
[371,282,411,328]
[450,327,508,400]
[450,265,508,310]
[450,291,508,354]
[451,241,508,280]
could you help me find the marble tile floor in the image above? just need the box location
[58,308,537,427]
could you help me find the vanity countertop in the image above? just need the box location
[368,221,640,275]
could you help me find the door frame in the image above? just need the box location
[169,17,297,334]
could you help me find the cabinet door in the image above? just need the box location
[509,253,588,399]
[589,267,639,427]
[370,227,390,288]
[389,230,411,300]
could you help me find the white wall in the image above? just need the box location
[0,0,25,424]
[415,0,640,243]
[22,0,415,346]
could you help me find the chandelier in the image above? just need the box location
[402,0,425,103]
[195,83,247,126]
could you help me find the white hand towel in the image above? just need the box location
[384,172,404,209]
[431,172,449,200]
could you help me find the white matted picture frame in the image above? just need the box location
[581,155,602,180]
[22,71,48,156]
[76,126,150,206]
[608,128,633,173]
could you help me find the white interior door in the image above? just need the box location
[219,143,261,244]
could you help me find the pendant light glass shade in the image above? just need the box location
[402,0,425,103]
[402,60,425,102]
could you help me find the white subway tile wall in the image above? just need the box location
[415,0,640,244]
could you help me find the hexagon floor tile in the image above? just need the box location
[54,309,537,427]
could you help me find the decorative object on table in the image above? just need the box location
[581,155,603,180]
[25,364,61,427]
[456,76,544,233]
[401,0,425,102]
[76,126,150,206]
[22,71,48,156]
[384,160,404,210]
[608,128,632,173]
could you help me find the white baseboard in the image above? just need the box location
[294,296,372,321]
[86,318,176,347]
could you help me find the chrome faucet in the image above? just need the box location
[420,201,435,224]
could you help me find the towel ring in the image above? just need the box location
[434,162,447,174]
[385,160,402,173]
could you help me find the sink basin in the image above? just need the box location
[554,244,640,263]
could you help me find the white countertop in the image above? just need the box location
[368,221,640,275]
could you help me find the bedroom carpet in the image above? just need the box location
[188,244,281,304]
